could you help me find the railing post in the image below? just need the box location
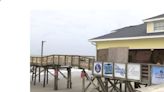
[71,56,73,66]
[53,55,55,65]
[58,55,59,65]
[88,58,91,70]
[64,56,66,65]
[78,56,80,69]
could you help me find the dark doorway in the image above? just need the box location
[129,49,164,64]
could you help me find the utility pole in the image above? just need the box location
[41,41,46,65]
[39,40,46,82]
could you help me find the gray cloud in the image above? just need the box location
[31,10,164,56]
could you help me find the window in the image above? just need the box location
[154,20,164,32]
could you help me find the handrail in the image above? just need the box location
[30,54,95,70]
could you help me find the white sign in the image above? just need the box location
[103,62,113,77]
[93,62,102,76]
[127,64,141,80]
[114,63,126,78]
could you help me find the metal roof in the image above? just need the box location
[145,14,164,20]
[91,23,164,40]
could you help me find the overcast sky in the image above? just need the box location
[30,0,164,56]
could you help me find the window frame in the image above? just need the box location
[153,20,164,32]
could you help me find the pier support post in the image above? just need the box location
[54,66,58,90]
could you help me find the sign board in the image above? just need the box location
[114,63,126,78]
[93,62,102,76]
[151,66,164,84]
[127,63,141,80]
[103,62,113,77]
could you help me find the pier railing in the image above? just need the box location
[30,54,95,70]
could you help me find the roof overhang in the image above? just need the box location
[143,17,164,22]
[89,35,164,42]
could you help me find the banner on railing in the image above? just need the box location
[114,63,126,78]
[103,62,113,77]
[93,62,102,76]
[151,66,164,84]
[127,63,141,81]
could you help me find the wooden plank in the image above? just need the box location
[53,56,59,64]
[66,56,72,66]
[142,74,148,77]
[108,47,129,63]
[142,71,149,73]
[97,49,108,61]
[47,56,53,65]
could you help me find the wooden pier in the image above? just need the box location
[30,54,164,92]
[30,54,95,90]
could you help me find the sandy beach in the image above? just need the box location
[31,69,98,92]
[31,69,164,92]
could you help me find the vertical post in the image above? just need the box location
[67,67,72,89]
[71,56,73,66]
[82,69,85,92]
[69,67,72,89]
[88,58,91,70]
[34,66,37,85]
[77,56,80,69]
[38,61,41,82]
[43,67,46,87]
[46,67,48,84]
[54,66,58,90]
[78,56,80,69]
[31,59,34,81]
[58,55,60,65]
[38,68,41,82]
[82,76,85,92]
[31,66,33,81]
[53,55,55,65]
[148,64,151,85]
[67,67,69,88]
[64,56,66,65]
[45,56,48,84]
[120,82,122,92]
